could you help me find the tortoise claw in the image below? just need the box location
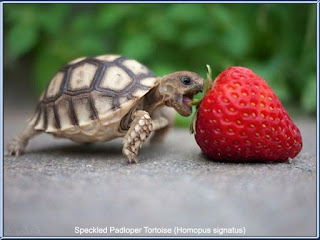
[6,140,26,157]
[123,149,139,164]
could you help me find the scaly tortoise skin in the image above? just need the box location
[7,54,204,163]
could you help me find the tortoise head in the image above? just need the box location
[159,71,204,116]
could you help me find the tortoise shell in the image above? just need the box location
[29,54,158,142]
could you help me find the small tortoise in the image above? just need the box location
[7,54,203,163]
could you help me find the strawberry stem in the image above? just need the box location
[205,64,213,93]
[190,64,213,106]
[189,64,214,134]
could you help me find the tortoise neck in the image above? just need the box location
[144,80,166,113]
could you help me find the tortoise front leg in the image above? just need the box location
[122,109,172,163]
[150,107,175,144]
[122,110,153,163]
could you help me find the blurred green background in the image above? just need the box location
[4,4,317,127]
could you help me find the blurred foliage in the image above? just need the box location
[4,4,317,127]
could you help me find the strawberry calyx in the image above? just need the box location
[189,64,214,134]
[190,64,214,107]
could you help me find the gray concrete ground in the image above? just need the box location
[3,107,318,237]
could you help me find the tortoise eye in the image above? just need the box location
[180,76,191,85]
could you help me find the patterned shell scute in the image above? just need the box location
[32,55,158,135]
[67,63,98,91]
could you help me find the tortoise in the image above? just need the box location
[7,54,204,163]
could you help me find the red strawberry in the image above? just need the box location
[194,66,303,162]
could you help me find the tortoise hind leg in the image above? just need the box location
[6,125,42,156]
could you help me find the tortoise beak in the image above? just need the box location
[195,76,204,93]
[179,83,203,116]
